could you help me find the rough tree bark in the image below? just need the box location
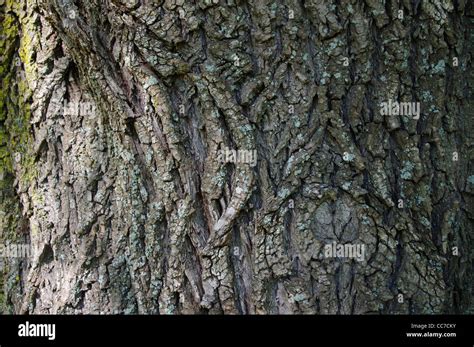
[0,0,473,314]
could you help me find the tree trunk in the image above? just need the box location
[1,0,473,314]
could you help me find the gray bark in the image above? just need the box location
[0,0,473,314]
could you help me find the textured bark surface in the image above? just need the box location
[0,0,473,314]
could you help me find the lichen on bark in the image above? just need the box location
[0,0,473,314]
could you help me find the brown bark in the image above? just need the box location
[0,0,473,314]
